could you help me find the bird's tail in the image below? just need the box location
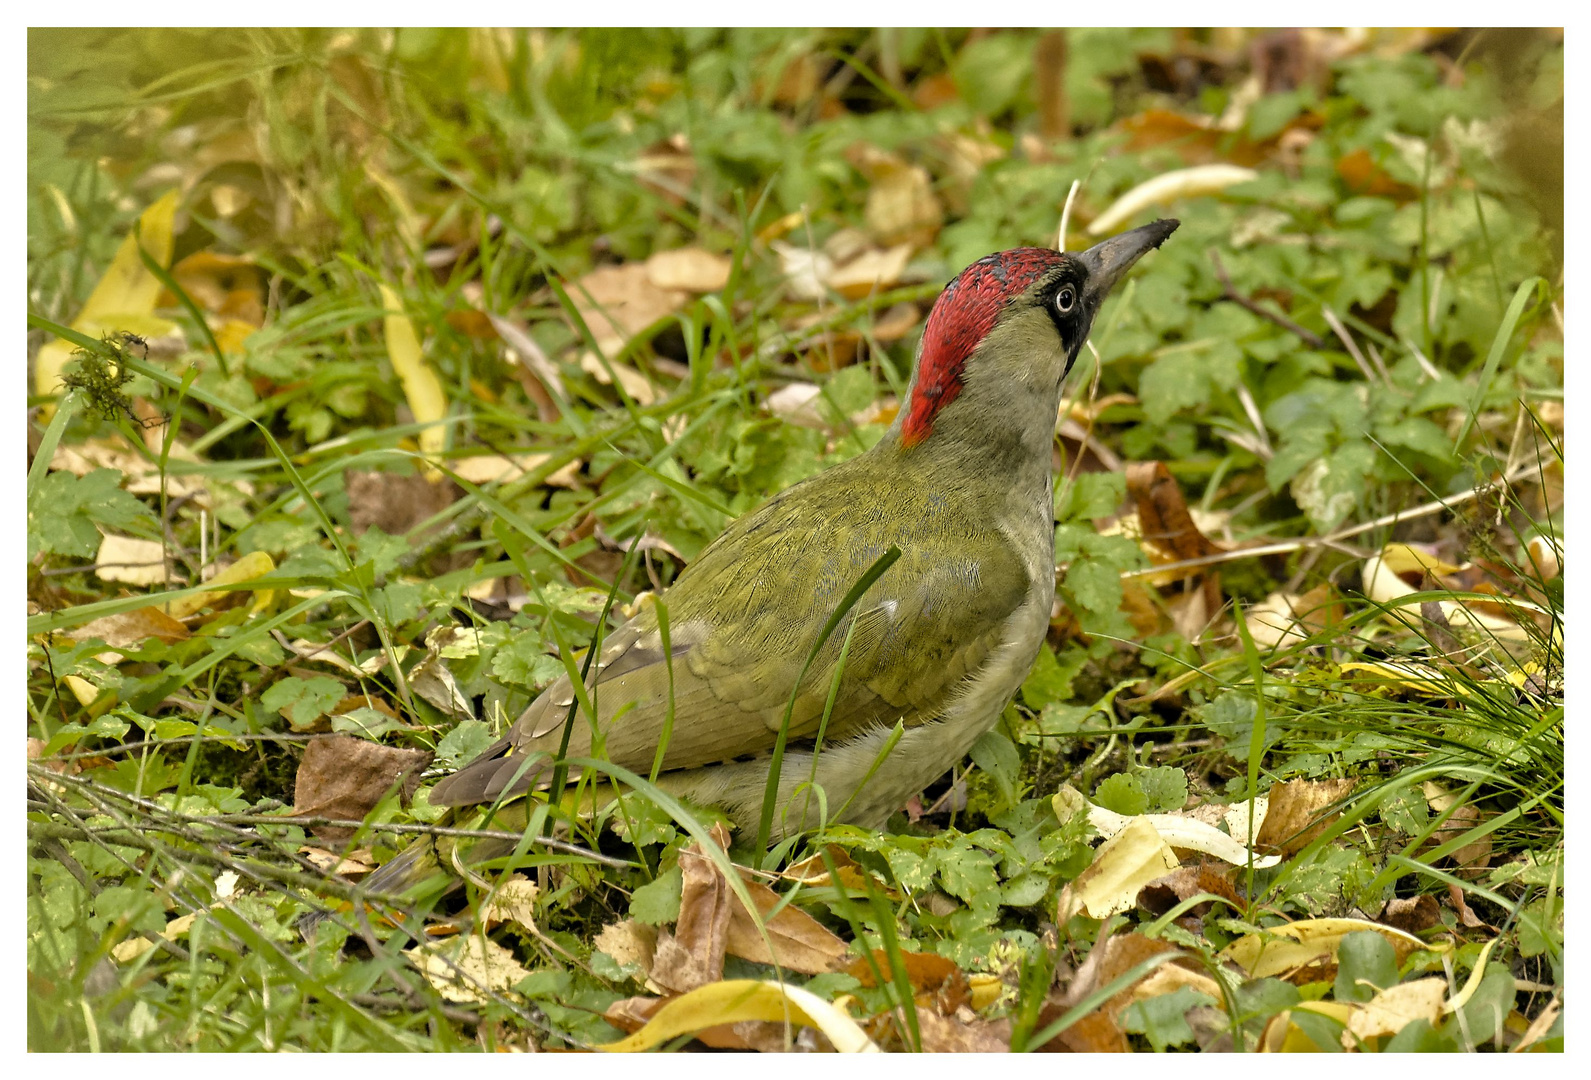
[298,813,530,937]
[299,832,452,938]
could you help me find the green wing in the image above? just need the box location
[428,462,1032,809]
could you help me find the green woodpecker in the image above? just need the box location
[311,219,1177,924]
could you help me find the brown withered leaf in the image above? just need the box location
[1137,863,1244,928]
[846,949,968,1016]
[1255,777,1356,857]
[67,606,190,651]
[1062,929,1177,1016]
[870,301,921,341]
[649,824,732,993]
[914,1007,1011,1052]
[825,244,913,300]
[1033,1005,1128,1052]
[724,874,848,975]
[1126,460,1224,622]
[1127,460,1223,563]
[1379,894,1441,935]
[1336,147,1420,201]
[570,261,687,355]
[852,147,943,250]
[291,734,432,842]
[1422,782,1493,877]
[344,469,458,537]
[1446,883,1493,931]
[781,845,874,891]
[299,845,377,877]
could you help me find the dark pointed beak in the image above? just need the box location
[1077,219,1180,307]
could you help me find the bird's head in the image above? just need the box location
[897,219,1179,450]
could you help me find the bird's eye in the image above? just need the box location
[1055,285,1077,314]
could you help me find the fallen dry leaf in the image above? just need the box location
[725,874,848,976]
[913,1007,1010,1052]
[1255,777,1356,857]
[1137,863,1245,926]
[825,244,913,300]
[480,874,540,932]
[845,948,969,1017]
[67,606,190,650]
[35,190,180,401]
[1344,976,1447,1047]
[765,383,827,430]
[1034,1005,1128,1052]
[1259,1000,1360,1052]
[291,734,432,841]
[849,146,943,250]
[299,846,378,877]
[165,550,275,619]
[448,452,581,489]
[380,284,448,461]
[165,250,264,325]
[780,845,875,891]
[1126,460,1223,613]
[579,350,658,405]
[1379,894,1442,935]
[1088,164,1258,236]
[1447,883,1493,930]
[1422,782,1493,877]
[598,980,878,1053]
[645,247,731,293]
[1220,917,1441,981]
[649,825,732,993]
[570,261,687,355]
[603,994,823,1052]
[1244,584,1339,650]
[593,920,658,976]
[95,535,171,586]
[408,652,474,720]
[408,934,531,1005]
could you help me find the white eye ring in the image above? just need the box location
[1056,285,1077,314]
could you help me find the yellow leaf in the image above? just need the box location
[1219,917,1443,979]
[1344,977,1447,1047]
[95,535,170,586]
[35,190,181,400]
[380,284,448,461]
[596,979,879,1053]
[406,934,532,1005]
[164,550,276,619]
[1088,165,1257,236]
[1072,815,1180,919]
[1260,1001,1360,1052]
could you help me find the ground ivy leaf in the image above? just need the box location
[629,864,682,925]
[1093,772,1148,816]
[436,720,493,769]
[1120,985,1217,1051]
[1137,766,1189,813]
[261,675,346,731]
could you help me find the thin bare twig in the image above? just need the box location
[1120,463,1537,580]
[1209,249,1325,349]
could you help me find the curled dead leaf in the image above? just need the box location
[1254,777,1356,857]
[1088,164,1258,236]
[291,734,432,842]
